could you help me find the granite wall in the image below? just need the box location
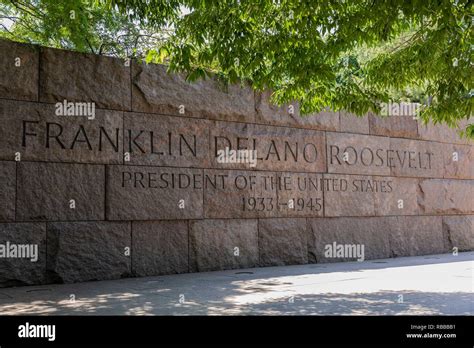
[0,39,472,287]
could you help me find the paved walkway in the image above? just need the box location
[0,252,472,315]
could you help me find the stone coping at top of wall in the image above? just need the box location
[0,39,472,145]
[0,39,472,288]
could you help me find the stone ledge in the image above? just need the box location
[40,47,131,111]
[369,113,419,139]
[132,61,256,122]
[418,120,473,145]
[0,39,39,102]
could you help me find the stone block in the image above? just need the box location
[0,223,46,287]
[0,161,15,221]
[417,179,474,215]
[368,113,418,138]
[47,222,131,283]
[258,218,308,266]
[40,47,131,110]
[132,62,256,122]
[326,132,391,176]
[0,99,123,164]
[17,162,104,221]
[210,121,326,172]
[0,39,38,101]
[203,169,278,219]
[339,111,369,134]
[389,138,444,178]
[254,91,340,131]
[321,174,420,217]
[418,120,473,145]
[132,220,189,276]
[276,172,323,218]
[388,216,445,257]
[442,215,474,251]
[374,177,420,216]
[255,90,299,125]
[189,219,258,272]
[299,110,340,131]
[323,174,376,217]
[107,165,203,220]
[443,144,473,179]
[123,112,210,167]
[308,217,391,262]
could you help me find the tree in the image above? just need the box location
[1,0,472,138]
[0,0,173,58]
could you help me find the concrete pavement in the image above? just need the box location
[0,252,472,315]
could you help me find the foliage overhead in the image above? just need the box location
[1,0,472,137]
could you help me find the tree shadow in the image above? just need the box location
[0,252,472,315]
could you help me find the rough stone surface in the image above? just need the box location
[107,165,203,220]
[17,162,104,221]
[418,120,473,145]
[323,174,376,217]
[124,112,210,167]
[315,174,421,218]
[326,132,391,176]
[189,219,258,272]
[0,161,15,221]
[374,177,420,216]
[40,47,131,110]
[258,218,308,266]
[388,216,445,257]
[47,222,131,283]
[442,215,474,251]
[0,39,38,101]
[389,138,444,178]
[132,62,255,122]
[203,169,278,219]
[254,91,340,131]
[339,111,369,134]
[443,144,473,179]
[308,217,391,262]
[0,223,46,287]
[0,99,123,164]
[210,121,326,172]
[276,172,324,218]
[0,43,472,287]
[299,111,340,131]
[369,113,419,138]
[417,179,474,215]
[255,90,299,125]
[132,220,189,276]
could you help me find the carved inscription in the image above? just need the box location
[329,145,433,170]
[3,102,452,220]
